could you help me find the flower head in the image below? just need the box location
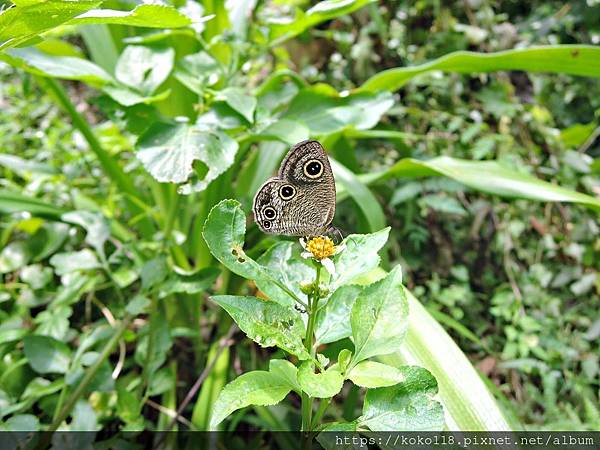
[300,236,346,276]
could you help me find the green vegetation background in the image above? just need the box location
[0,0,599,435]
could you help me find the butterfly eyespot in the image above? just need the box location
[279,184,296,200]
[263,220,272,229]
[303,159,323,178]
[263,206,276,219]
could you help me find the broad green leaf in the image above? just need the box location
[347,361,405,388]
[560,123,596,148]
[216,87,257,123]
[297,362,344,398]
[70,399,97,431]
[283,88,394,135]
[49,249,100,276]
[210,371,291,429]
[0,0,101,50]
[317,422,359,450]
[315,285,362,345]
[360,45,600,93]
[372,157,600,211]
[136,123,239,194]
[34,306,71,341]
[68,4,194,28]
[23,335,71,374]
[358,366,444,431]
[20,264,53,290]
[202,200,299,307]
[332,228,389,288]
[61,211,109,255]
[269,0,375,45]
[331,159,386,232]
[0,241,32,273]
[211,295,309,360]
[125,295,151,316]
[257,241,314,307]
[2,48,113,84]
[158,267,219,298]
[269,359,301,394]
[350,266,408,367]
[115,46,174,96]
[140,256,168,291]
[380,288,512,431]
[0,414,40,431]
[174,51,221,95]
[259,119,310,146]
[134,316,172,373]
[102,84,171,107]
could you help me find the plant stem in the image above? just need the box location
[301,263,322,434]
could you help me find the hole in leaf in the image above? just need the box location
[237,257,246,263]
[231,248,238,256]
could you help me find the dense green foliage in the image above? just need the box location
[0,0,599,439]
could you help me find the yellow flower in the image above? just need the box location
[300,236,346,276]
[305,236,335,260]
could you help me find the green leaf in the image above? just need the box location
[210,371,291,429]
[115,45,174,96]
[297,362,344,398]
[317,422,359,449]
[331,159,386,232]
[67,4,194,28]
[0,241,32,274]
[283,88,394,135]
[125,295,151,316]
[2,48,113,84]
[34,306,71,341]
[0,153,56,175]
[62,210,110,255]
[350,266,408,367]
[140,256,168,291]
[216,87,257,123]
[0,414,40,431]
[0,0,101,50]
[560,122,597,148]
[360,45,600,93]
[332,228,389,288]
[358,366,444,431]
[70,399,97,431]
[379,288,512,431]
[347,361,406,388]
[49,249,100,276]
[211,295,309,360]
[257,241,314,307]
[136,123,239,194]
[259,119,310,146]
[102,84,171,107]
[269,359,301,394]
[373,157,600,211]
[269,0,375,45]
[315,285,362,345]
[202,200,299,307]
[23,335,71,374]
[174,51,221,95]
[158,267,219,298]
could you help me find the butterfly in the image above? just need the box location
[252,140,336,237]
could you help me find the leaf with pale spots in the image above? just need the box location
[211,295,309,360]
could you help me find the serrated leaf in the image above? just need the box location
[269,359,301,394]
[68,4,194,28]
[333,228,390,288]
[210,371,291,429]
[202,200,299,307]
[315,285,362,345]
[358,366,444,431]
[347,361,405,388]
[158,267,219,298]
[211,295,309,360]
[297,362,344,398]
[350,266,407,367]
[136,123,238,194]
